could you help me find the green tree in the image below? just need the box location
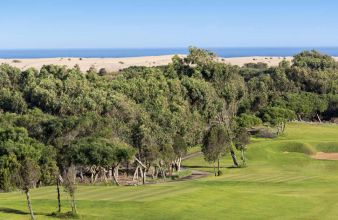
[202,124,227,176]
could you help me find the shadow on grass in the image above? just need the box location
[0,207,28,215]
[183,165,213,169]
[184,165,243,169]
[0,207,76,219]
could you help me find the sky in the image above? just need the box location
[0,0,337,49]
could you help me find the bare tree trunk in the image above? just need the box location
[112,166,120,186]
[93,172,99,184]
[71,195,77,214]
[177,157,182,171]
[241,149,246,165]
[154,166,158,179]
[133,165,139,181]
[162,168,166,180]
[142,168,147,184]
[217,159,220,176]
[169,163,173,176]
[91,172,94,183]
[230,147,239,167]
[56,176,61,213]
[102,168,108,183]
[139,166,144,184]
[317,114,322,123]
[213,162,216,176]
[79,167,84,181]
[282,122,286,133]
[25,188,35,220]
[108,168,112,180]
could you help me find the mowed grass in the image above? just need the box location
[1,123,338,220]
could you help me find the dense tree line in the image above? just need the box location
[0,48,337,217]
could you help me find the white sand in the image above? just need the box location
[1,55,337,72]
[311,152,338,161]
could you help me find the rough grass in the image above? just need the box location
[1,123,338,220]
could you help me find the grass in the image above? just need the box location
[1,123,338,220]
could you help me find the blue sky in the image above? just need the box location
[0,0,337,49]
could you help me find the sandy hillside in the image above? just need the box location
[1,55,337,72]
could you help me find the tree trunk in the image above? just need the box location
[154,166,159,179]
[102,168,108,183]
[282,122,286,133]
[177,157,182,171]
[71,195,77,214]
[56,176,61,213]
[142,168,146,185]
[112,166,120,186]
[139,166,144,184]
[93,172,99,184]
[230,147,239,167]
[217,159,220,176]
[91,172,94,183]
[241,149,246,165]
[297,114,303,121]
[213,162,216,176]
[161,168,166,180]
[108,168,112,180]
[317,114,322,123]
[25,188,35,220]
[133,165,139,181]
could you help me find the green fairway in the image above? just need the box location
[1,123,338,220]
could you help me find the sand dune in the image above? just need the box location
[1,55,337,72]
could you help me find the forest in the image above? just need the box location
[0,48,337,219]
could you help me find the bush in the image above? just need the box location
[98,68,108,76]
[236,114,262,128]
[278,142,315,155]
[255,128,277,138]
[49,211,80,219]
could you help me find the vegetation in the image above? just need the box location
[0,123,338,219]
[0,47,338,218]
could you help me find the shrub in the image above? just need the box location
[236,114,262,128]
[98,68,108,76]
[255,128,277,138]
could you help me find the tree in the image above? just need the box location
[202,124,227,176]
[172,134,187,171]
[63,165,77,216]
[0,127,45,220]
[19,159,41,220]
[261,107,296,135]
[234,128,250,166]
[293,50,336,70]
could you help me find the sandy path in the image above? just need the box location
[311,152,338,160]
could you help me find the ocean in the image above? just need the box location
[0,47,337,59]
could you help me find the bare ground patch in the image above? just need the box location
[311,152,338,160]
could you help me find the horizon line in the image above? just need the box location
[1,46,338,50]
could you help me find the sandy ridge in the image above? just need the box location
[1,55,338,72]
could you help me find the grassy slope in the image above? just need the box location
[1,123,338,220]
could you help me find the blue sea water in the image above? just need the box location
[0,47,337,59]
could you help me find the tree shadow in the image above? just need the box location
[183,165,213,169]
[0,207,29,215]
[0,207,56,218]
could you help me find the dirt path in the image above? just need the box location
[180,152,211,180]
[182,152,202,160]
[180,169,210,181]
[311,152,338,160]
